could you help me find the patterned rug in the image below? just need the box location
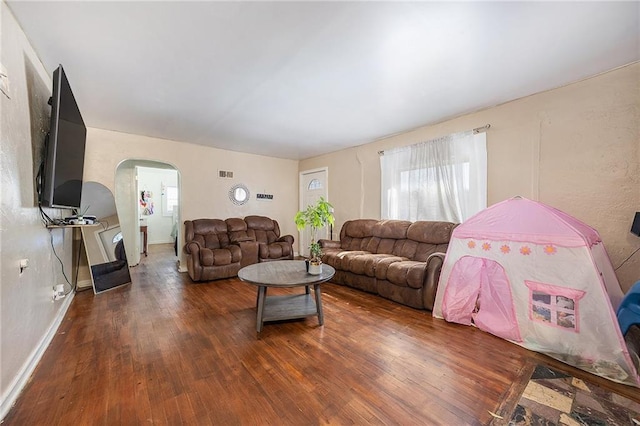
[492,364,640,425]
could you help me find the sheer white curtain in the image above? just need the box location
[380,131,486,223]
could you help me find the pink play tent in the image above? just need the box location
[433,196,640,387]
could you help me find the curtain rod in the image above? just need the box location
[473,124,491,134]
[378,124,491,155]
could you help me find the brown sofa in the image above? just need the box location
[184,216,294,282]
[319,219,457,310]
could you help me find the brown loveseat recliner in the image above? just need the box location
[319,219,457,310]
[245,215,294,262]
[184,216,294,282]
[184,219,242,281]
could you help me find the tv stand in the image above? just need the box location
[46,222,99,229]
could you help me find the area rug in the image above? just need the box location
[492,364,640,425]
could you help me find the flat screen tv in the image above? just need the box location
[39,65,86,209]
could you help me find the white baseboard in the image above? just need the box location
[0,292,74,421]
[149,239,174,245]
[177,260,187,273]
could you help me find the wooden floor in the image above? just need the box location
[5,244,639,425]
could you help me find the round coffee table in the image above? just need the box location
[238,260,335,332]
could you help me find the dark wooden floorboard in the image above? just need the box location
[4,244,638,425]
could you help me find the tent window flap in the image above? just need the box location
[525,280,586,333]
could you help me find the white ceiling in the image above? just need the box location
[8,1,640,160]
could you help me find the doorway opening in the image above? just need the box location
[115,160,181,268]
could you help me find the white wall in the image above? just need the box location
[0,3,75,417]
[82,128,300,268]
[137,166,177,245]
[300,63,640,292]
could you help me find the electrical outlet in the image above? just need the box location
[52,285,65,301]
[19,258,29,274]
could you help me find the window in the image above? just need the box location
[380,130,486,223]
[525,281,585,332]
[308,179,323,190]
[162,185,179,216]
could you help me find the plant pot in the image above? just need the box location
[308,261,322,275]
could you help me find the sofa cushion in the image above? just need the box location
[226,217,253,243]
[192,218,228,235]
[190,219,230,249]
[374,256,407,280]
[407,221,457,245]
[245,215,279,244]
[376,238,396,255]
[341,236,372,251]
[364,237,381,253]
[413,243,438,262]
[392,239,418,259]
[341,219,378,238]
[386,261,427,289]
[348,253,392,277]
[340,220,377,251]
[372,220,411,239]
[200,248,232,266]
[259,241,292,259]
[324,250,369,271]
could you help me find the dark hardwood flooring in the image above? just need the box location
[4,244,639,425]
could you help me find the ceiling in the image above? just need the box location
[8,1,639,160]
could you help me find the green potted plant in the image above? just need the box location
[294,197,335,274]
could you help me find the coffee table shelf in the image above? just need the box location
[262,293,319,322]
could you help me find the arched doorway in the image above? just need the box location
[115,159,181,268]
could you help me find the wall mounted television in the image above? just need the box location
[39,65,86,210]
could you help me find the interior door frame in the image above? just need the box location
[298,167,329,256]
[115,159,182,268]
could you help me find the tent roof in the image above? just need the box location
[453,197,601,247]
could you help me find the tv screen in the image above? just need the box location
[39,65,86,209]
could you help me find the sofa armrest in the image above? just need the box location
[234,240,259,267]
[184,240,203,255]
[228,244,242,262]
[423,252,447,311]
[277,234,294,246]
[319,239,341,249]
[426,252,446,265]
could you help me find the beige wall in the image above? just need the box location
[300,63,640,292]
[83,128,300,267]
[1,0,637,415]
[1,3,76,415]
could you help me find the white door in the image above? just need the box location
[299,168,328,256]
